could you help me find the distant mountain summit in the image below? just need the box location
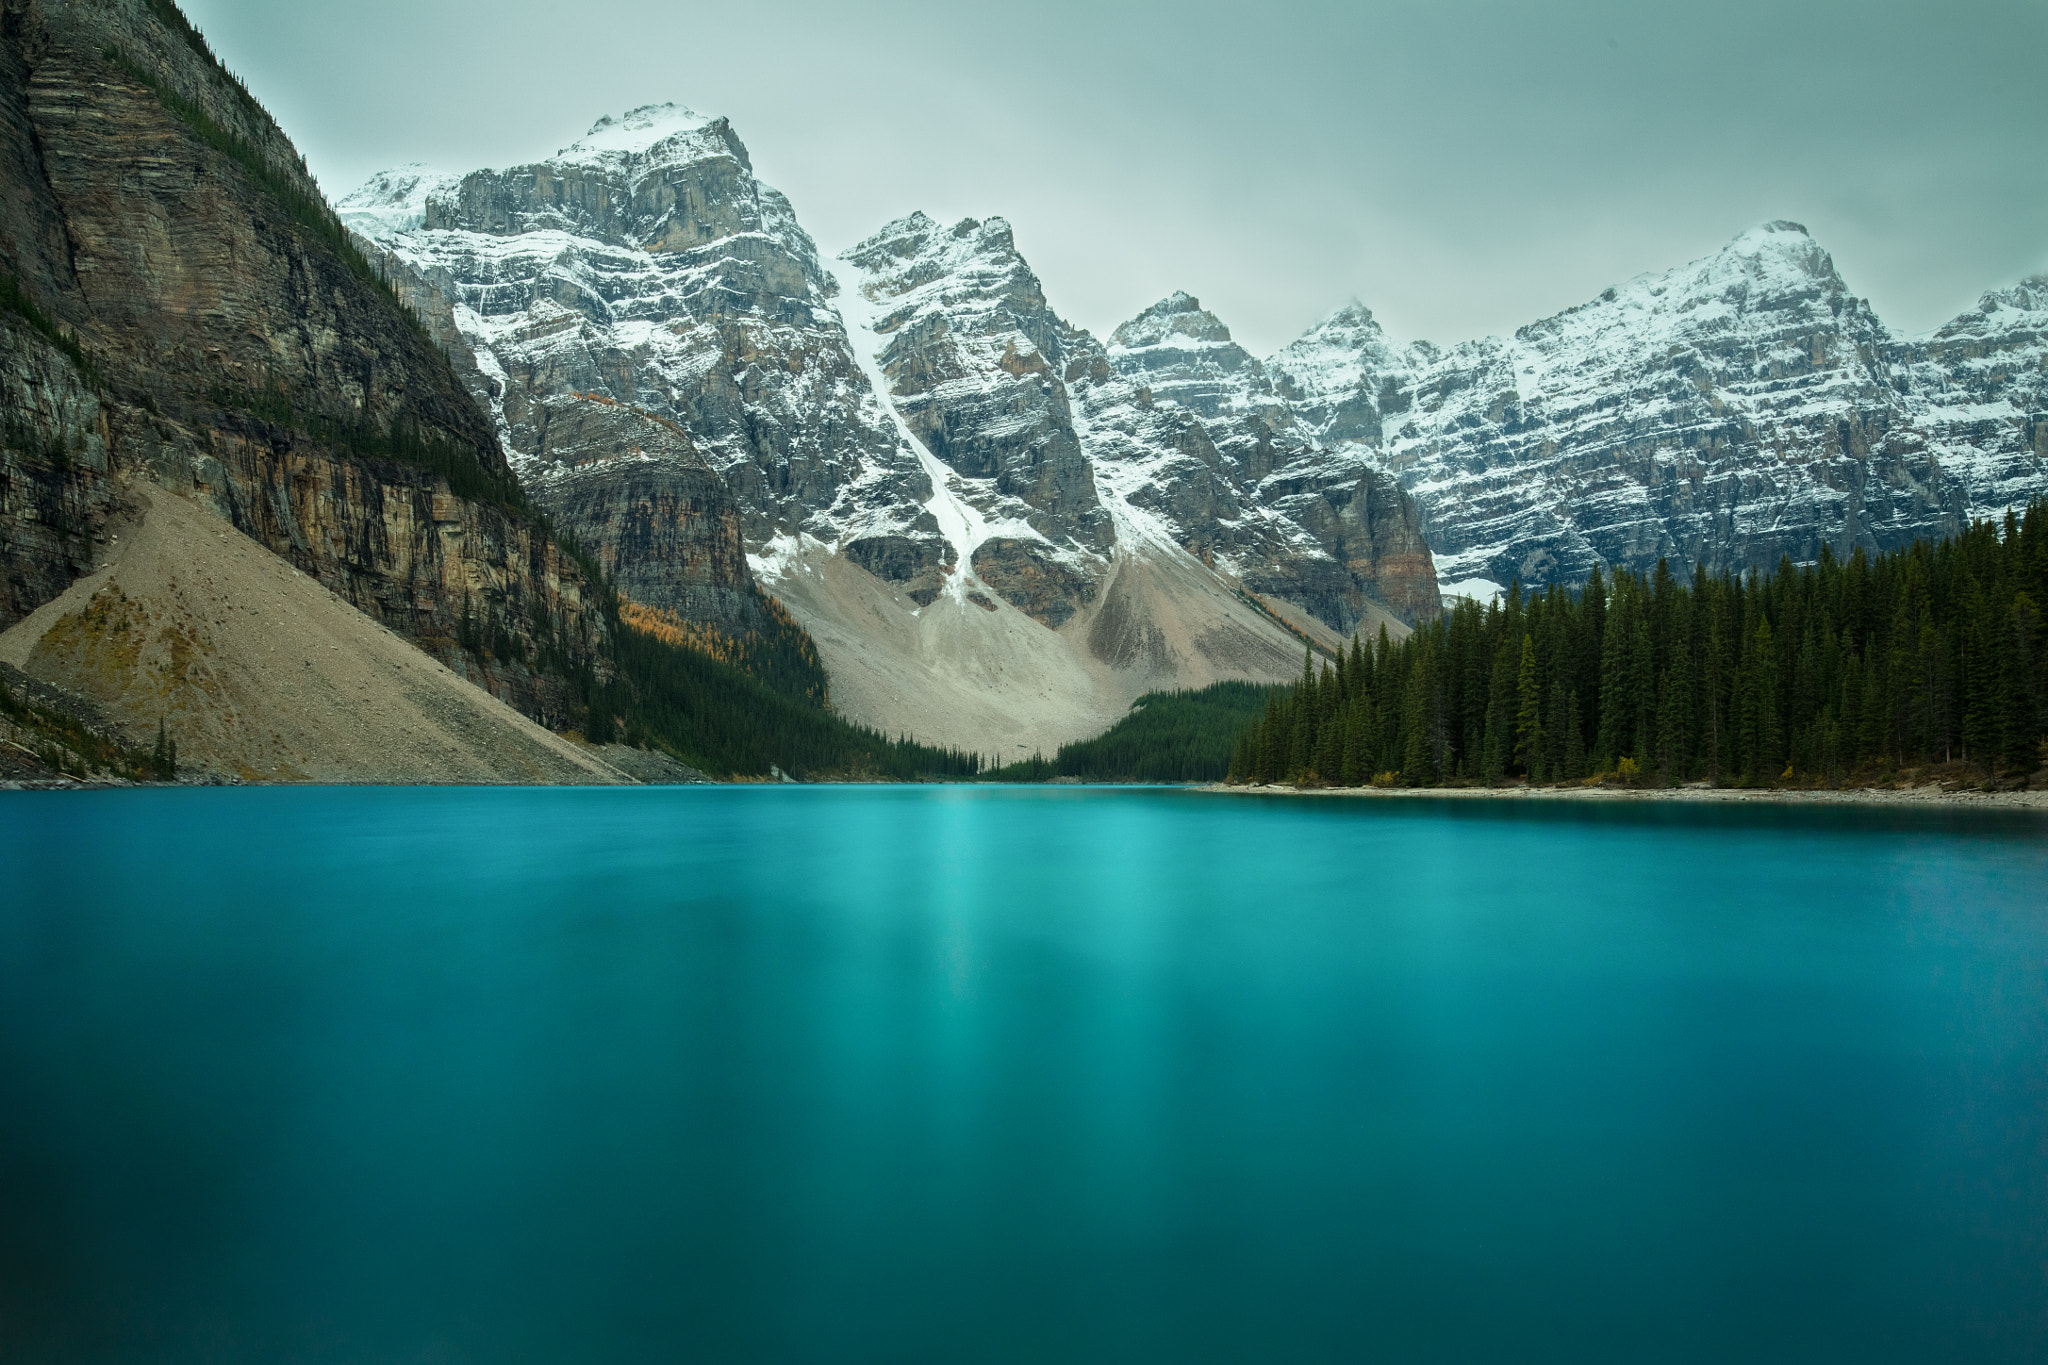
[345,112,1438,754]
[344,104,2046,751]
[1111,292,1237,350]
[554,103,722,158]
[341,102,927,639]
[1267,300,1416,449]
[1267,220,2048,591]
[830,217,1438,632]
[336,164,458,236]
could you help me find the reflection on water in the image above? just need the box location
[3,787,2045,1363]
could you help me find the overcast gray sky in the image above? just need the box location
[181,0,2048,356]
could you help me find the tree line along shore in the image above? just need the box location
[11,500,2043,790]
[1225,501,2048,794]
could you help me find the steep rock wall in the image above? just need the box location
[0,0,611,721]
[340,104,930,640]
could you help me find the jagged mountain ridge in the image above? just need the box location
[1268,222,2048,592]
[831,211,1109,625]
[1904,277,2048,517]
[345,110,1439,754]
[343,106,929,553]
[1081,290,1437,625]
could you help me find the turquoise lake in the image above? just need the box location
[2,786,2045,1362]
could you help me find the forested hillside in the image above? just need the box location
[1229,502,2048,789]
[987,682,1268,783]
[590,609,981,780]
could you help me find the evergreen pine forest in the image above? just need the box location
[1228,501,2048,790]
[985,682,1269,783]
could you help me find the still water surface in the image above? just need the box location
[2,787,2045,1362]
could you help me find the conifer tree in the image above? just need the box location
[1314,699,1341,783]
[1628,612,1656,763]
[1257,689,1283,784]
[1860,640,1889,767]
[1403,635,1445,785]
[1596,588,1632,768]
[1514,633,1543,780]
[1751,615,1780,782]
[1703,607,1728,782]
[1563,688,1587,782]
[1340,692,1364,786]
[2006,593,2043,774]
[1960,580,1995,765]
[1286,646,1316,778]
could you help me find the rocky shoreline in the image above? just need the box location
[1196,777,2048,810]
[1200,780,2048,812]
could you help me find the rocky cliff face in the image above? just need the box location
[832,222,1439,633]
[1904,277,2048,519]
[838,213,1110,556]
[345,121,1441,757]
[1085,291,1439,628]
[0,0,611,724]
[1270,223,2047,593]
[339,105,934,639]
[0,318,109,630]
[831,212,1108,628]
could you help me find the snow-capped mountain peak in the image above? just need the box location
[344,103,923,589]
[1264,297,1414,444]
[1509,219,1857,353]
[840,213,1032,309]
[1109,291,1235,350]
[1678,218,1848,303]
[841,211,939,264]
[555,103,732,163]
[1267,218,2046,590]
[1103,292,1266,424]
[1936,276,2048,340]
[1316,299,1385,334]
[835,207,1110,587]
[1718,219,1834,274]
[340,107,747,244]
[363,101,802,269]
[335,164,459,236]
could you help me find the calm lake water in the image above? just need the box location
[2,787,2045,1363]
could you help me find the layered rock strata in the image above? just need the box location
[349,143,1442,638]
[340,105,933,641]
[1081,290,1438,628]
[0,0,613,730]
[1903,277,2048,518]
[1269,223,2048,592]
[346,122,1440,751]
[832,220,1438,634]
[837,213,1111,559]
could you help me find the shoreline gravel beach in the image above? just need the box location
[1199,780,2048,811]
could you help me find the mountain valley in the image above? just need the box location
[343,104,2046,758]
[0,0,2042,781]
[342,112,1440,754]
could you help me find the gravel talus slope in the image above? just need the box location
[0,484,626,784]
